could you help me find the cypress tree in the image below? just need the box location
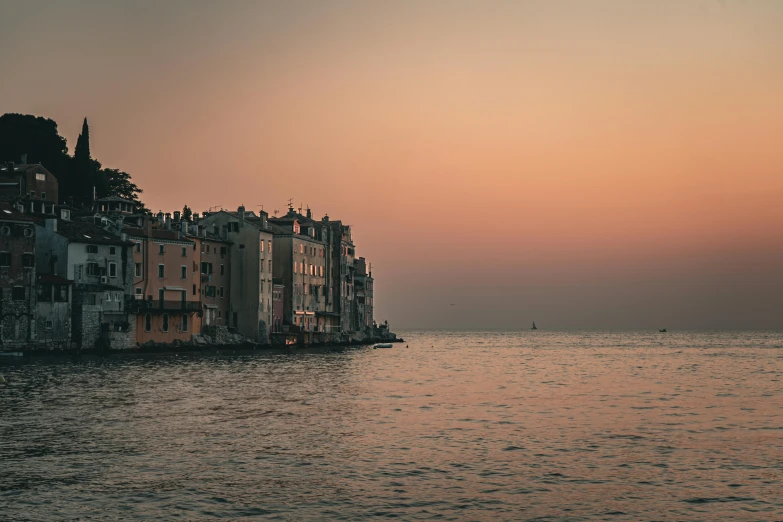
[74,117,90,161]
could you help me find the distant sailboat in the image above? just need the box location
[531,321,537,330]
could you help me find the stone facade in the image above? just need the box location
[0,204,37,350]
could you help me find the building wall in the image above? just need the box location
[135,311,194,345]
[194,236,230,329]
[34,283,72,350]
[22,165,59,204]
[0,219,37,349]
[199,212,273,343]
[130,233,201,344]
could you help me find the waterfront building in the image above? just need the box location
[272,278,284,333]
[322,217,356,334]
[179,213,231,330]
[125,216,201,345]
[0,203,37,349]
[268,207,331,334]
[198,206,273,343]
[353,257,374,333]
[35,215,135,349]
[35,274,72,349]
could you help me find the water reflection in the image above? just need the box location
[1,332,782,520]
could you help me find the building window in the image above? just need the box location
[269,260,272,272]
[181,246,187,257]
[158,244,165,255]
[61,209,70,220]
[0,226,9,236]
[20,253,33,268]
[145,314,151,332]
[268,240,272,253]
[220,264,224,275]
[86,262,100,276]
[294,262,297,274]
[182,314,188,332]
[41,192,46,199]
[260,241,264,252]
[135,287,142,296]
[86,245,98,254]
[46,320,53,329]
[206,245,211,253]
[109,262,117,277]
[105,292,111,301]
[135,263,142,277]
[181,266,187,279]
[109,246,116,255]
[193,284,196,295]
[162,314,169,332]
[135,242,141,253]
[158,264,165,278]
[36,173,46,181]
[220,286,224,298]
[12,286,24,301]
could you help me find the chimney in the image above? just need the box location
[306,207,312,219]
[193,212,200,222]
[157,211,164,225]
[20,154,27,164]
[181,221,189,235]
[45,218,57,232]
[238,205,245,221]
[164,213,172,231]
[173,210,181,222]
[144,218,153,237]
[115,218,123,233]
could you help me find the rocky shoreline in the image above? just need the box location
[1,329,404,357]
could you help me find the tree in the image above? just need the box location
[182,205,193,221]
[71,117,102,208]
[0,113,72,199]
[96,168,149,214]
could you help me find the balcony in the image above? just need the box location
[126,298,202,314]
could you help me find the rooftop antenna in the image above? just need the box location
[287,198,294,210]
[273,209,279,216]
[257,204,264,212]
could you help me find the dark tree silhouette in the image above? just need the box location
[96,168,149,214]
[182,205,193,221]
[1,113,148,211]
[0,113,72,200]
[71,117,103,207]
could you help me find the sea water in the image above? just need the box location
[1,331,781,520]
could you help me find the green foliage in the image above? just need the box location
[182,205,193,221]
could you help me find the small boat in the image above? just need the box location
[531,322,537,330]
[659,329,667,333]
[374,343,393,349]
[0,352,23,357]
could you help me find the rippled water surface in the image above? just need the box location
[2,331,782,521]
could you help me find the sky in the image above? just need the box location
[2,0,782,330]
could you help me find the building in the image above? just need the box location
[0,161,59,214]
[0,203,37,349]
[353,257,374,333]
[272,278,284,333]
[198,206,273,343]
[125,216,201,345]
[184,214,231,330]
[35,274,72,349]
[35,216,135,349]
[322,217,356,335]
[269,207,332,334]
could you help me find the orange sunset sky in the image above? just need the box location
[2,0,782,329]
